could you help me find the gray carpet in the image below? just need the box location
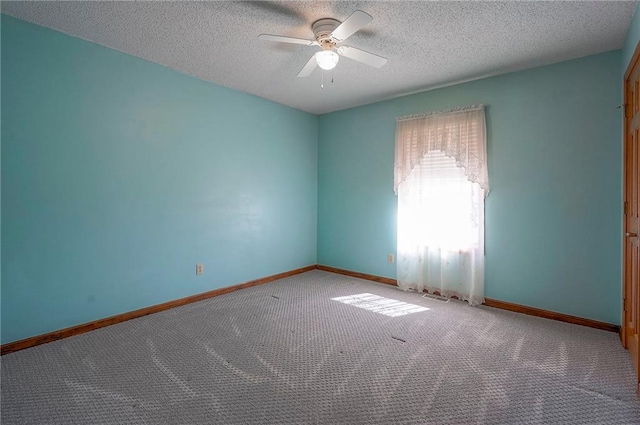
[2,270,639,424]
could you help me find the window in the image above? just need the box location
[394,105,488,305]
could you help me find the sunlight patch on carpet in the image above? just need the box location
[332,293,429,317]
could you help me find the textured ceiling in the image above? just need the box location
[2,1,637,114]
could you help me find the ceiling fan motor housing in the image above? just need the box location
[312,18,340,49]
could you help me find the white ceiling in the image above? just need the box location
[2,1,637,115]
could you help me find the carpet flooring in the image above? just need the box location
[2,270,639,424]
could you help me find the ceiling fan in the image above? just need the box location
[258,10,387,77]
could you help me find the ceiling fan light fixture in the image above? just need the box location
[315,50,339,70]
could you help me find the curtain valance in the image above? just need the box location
[394,104,489,196]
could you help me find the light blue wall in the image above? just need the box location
[623,2,640,72]
[1,15,318,344]
[0,13,628,344]
[318,51,622,325]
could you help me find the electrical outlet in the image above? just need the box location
[196,263,204,275]
[388,254,394,264]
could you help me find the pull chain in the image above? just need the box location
[320,69,335,89]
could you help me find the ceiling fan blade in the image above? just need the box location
[259,34,318,46]
[243,2,306,21]
[330,10,372,41]
[337,46,387,68]
[297,55,318,77]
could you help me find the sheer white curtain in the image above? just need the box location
[394,105,489,305]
